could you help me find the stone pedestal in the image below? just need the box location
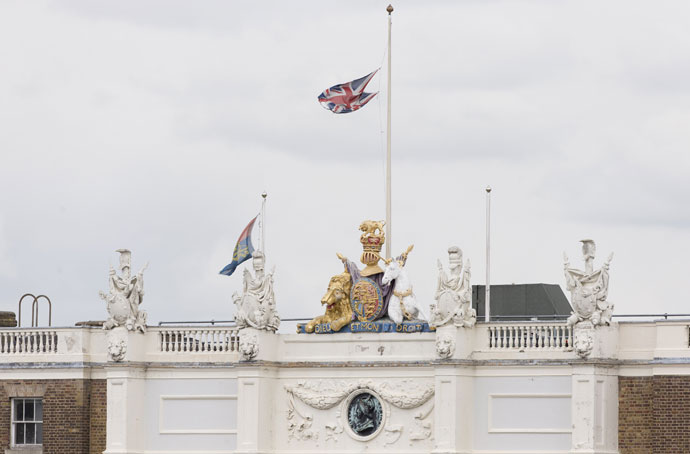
[434,324,475,360]
[238,327,279,362]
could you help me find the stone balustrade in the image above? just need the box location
[486,322,573,351]
[157,327,239,353]
[0,328,59,354]
[0,320,686,364]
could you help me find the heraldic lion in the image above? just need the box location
[305,270,353,333]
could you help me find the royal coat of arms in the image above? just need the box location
[299,220,430,334]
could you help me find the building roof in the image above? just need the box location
[472,284,572,321]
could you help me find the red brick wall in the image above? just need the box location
[89,380,106,454]
[619,376,653,453]
[619,375,690,454]
[651,376,690,453]
[0,379,106,454]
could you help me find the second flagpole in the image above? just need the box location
[385,4,393,259]
[261,191,267,253]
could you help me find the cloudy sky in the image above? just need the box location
[1,1,689,328]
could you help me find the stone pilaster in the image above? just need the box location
[571,364,619,454]
[103,365,146,454]
[432,365,473,454]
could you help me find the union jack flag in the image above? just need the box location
[318,70,379,114]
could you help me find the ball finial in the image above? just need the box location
[387,4,394,14]
[485,185,492,193]
[261,191,267,199]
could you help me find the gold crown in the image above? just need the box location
[358,220,385,276]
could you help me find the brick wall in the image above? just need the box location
[0,379,106,454]
[89,380,106,454]
[619,376,653,453]
[619,375,690,454]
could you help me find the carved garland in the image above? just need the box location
[284,379,434,411]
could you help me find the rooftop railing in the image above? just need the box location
[157,327,240,353]
[0,329,59,354]
[486,322,572,351]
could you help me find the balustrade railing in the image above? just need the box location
[158,327,239,353]
[487,323,572,350]
[0,330,58,354]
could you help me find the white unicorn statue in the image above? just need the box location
[381,258,429,325]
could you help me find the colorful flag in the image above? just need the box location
[318,70,379,114]
[219,215,257,276]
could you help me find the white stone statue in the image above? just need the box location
[100,249,148,333]
[232,251,280,332]
[430,247,475,328]
[381,259,429,325]
[564,240,614,328]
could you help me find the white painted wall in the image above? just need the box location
[144,378,238,454]
[472,375,572,453]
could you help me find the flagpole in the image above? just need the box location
[485,186,491,322]
[261,191,267,253]
[385,4,393,259]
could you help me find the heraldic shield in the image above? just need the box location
[351,277,385,322]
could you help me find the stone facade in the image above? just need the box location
[0,321,686,453]
[619,375,690,454]
[0,379,106,454]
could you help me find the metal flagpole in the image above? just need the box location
[485,186,492,322]
[261,192,267,252]
[385,4,393,259]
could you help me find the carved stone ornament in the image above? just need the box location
[409,403,434,442]
[324,422,343,443]
[430,247,476,329]
[284,379,434,411]
[232,251,280,332]
[107,339,127,362]
[435,332,455,359]
[99,249,148,333]
[573,321,595,358]
[287,389,317,441]
[238,331,258,361]
[564,240,614,329]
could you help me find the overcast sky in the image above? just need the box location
[1,0,689,328]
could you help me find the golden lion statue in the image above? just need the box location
[304,270,353,333]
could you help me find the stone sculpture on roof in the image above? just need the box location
[232,250,280,332]
[564,240,614,328]
[430,246,475,328]
[100,249,148,333]
[563,239,614,358]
